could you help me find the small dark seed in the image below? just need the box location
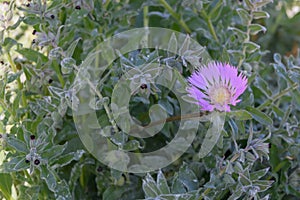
[30,135,35,140]
[34,159,40,165]
[26,3,30,7]
[50,15,55,19]
[48,79,53,84]
[0,61,4,65]
[140,84,147,89]
[75,5,81,10]
[25,159,30,163]
[32,30,37,35]
[32,39,36,44]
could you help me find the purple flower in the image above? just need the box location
[187,62,248,112]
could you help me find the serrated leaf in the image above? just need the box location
[246,106,273,125]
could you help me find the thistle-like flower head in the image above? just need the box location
[187,62,248,112]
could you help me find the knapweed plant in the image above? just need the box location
[0,0,299,200]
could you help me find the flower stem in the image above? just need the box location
[158,0,191,33]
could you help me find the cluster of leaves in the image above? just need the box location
[0,0,299,199]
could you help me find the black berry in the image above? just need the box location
[75,5,81,10]
[0,61,4,65]
[32,30,37,35]
[30,135,35,140]
[140,84,147,89]
[97,166,103,172]
[34,159,40,165]
[25,159,30,163]
[26,3,30,7]
[48,79,53,84]
[50,15,55,19]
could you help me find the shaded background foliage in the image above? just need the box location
[0,0,299,199]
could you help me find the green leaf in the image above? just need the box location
[178,164,199,191]
[245,106,273,125]
[50,150,85,168]
[7,71,23,83]
[2,37,18,53]
[23,16,42,25]
[252,11,270,19]
[244,41,260,53]
[122,140,141,151]
[6,136,28,153]
[249,24,267,35]
[209,0,223,22]
[156,170,170,194]
[228,110,252,120]
[254,75,272,97]
[236,8,251,24]
[0,173,12,200]
[143,173,159,198]
[254,0,273,8]
[244,0,254,10]
[41,143,68,161]
[250,167,270,180]
[66,37,82,57]
[199,112,225,158]
[273,53,281,63]
[16,48,48,63]
[40,166,57,192]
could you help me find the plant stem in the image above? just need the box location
[257,83,299,110]
[200,10,219,43]
[73,65,119,135]
[143,6,149,27]
[158,0,191,33]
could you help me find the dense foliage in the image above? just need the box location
[0,0,299,199]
